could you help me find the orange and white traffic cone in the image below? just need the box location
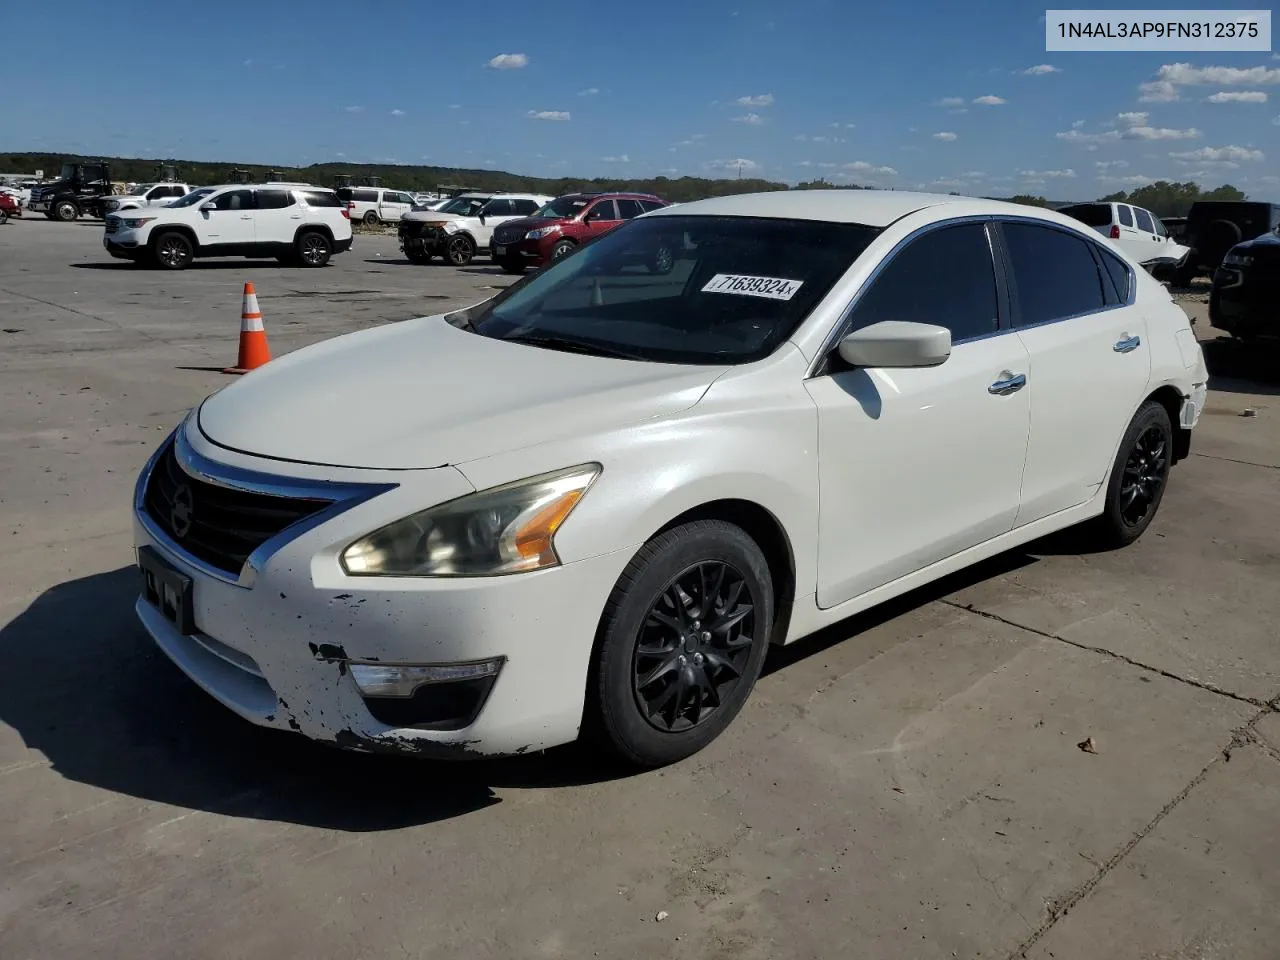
[223,281,271,375]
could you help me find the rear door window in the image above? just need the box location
[512,199,540,216]
[847,222,998,343]
[299,190,344,208]
[1001,222,1108,326]
[1133,207,1155,233]
[586,199,619,222]
[256,190,294,209]
[639,200,665,213]
[212,189,255,211]
[1117,205,1134,228]
[616,198,644,219]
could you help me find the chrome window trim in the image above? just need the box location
[133,423,396,589]
[807,213,1139,378]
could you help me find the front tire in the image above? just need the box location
[0,209,7,226]
[443,233,475,266]
[54,200,79,222]
[151,231,194,270]
[550,238,576,261]
[587,520,774,768]
[405,246,433,265]
[296,230,332,267]
[1089,401,1174,548]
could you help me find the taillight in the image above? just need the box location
[341,208,350,219]
[1110,224,1120,239]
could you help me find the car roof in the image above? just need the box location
[643,189,1073,228]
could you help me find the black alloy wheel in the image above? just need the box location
[632,561,756,732]
[444,234,475,266]
[1090,400,1174,548]
[152,231,194,270]
[297,231,332,267]
[587,519,774,767]
[1119,423,1168,528]
[550,238,575,261]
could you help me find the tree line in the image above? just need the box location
[0,154,1250,213]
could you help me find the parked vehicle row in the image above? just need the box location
[398,192,551,265]
[1058,200,1190,280]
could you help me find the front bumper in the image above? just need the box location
[27,199,49,213]
[1210,267,1279,338]
[399,225,448,255]
[104,232,145,260]
[492,237,550,267]
[131,426,633,757]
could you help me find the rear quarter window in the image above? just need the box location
[1060,204,1114,228]
[300,190,344,208]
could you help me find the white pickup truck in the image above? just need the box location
[100,182,194,215]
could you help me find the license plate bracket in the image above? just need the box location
[493,245,505,256]
[138,545,195,635]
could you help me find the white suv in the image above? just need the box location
[103,184,353,270]
[398,192,552,265]
[337,186,416,226]
[101,182,194,214]
[1059,201,1190,278]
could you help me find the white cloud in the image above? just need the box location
[1141,62,1280,101]
[796,160,815,167]
[706,158,760,173]
[932,131,958,141]
[1127,125,1200,140]
[526,110,570,121]
[1116,111,1148,127]
[1018,168,1077,179]
[1095,160,1129,170]
[390,109,406,116]
[1022,64,1060,75]
[793,134,807,141]
[578,87,600,96]
[1071,119,1086,129]
[1113,174,1158,186]
[843,161,898,175]
[935,97,966,107]
[959,170,987,179]
[973,95,1006,105]
[829,122,856,129]
[1207,90,1268,103]
[735,94,775,107]
[732,112,765,125]
[1170,145,1264,162]
[343,105,364,113]
[486,53,528,69]
[600,154,630,163]
[1058,115,1200,144]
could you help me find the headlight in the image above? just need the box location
[1222,252,1253,267]
[123,217,156,229]
[340,464,600,577]
[526,226,560,240]
[441,221,459,234]
[105,199,120,211]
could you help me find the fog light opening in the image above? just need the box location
[350,658,504,731]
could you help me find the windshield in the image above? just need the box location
[169,187,215,208]
[535,196,591,219]
[459,215,882,365]
[437,196,487,216]
[59,164,78,180]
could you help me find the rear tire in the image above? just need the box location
[1087,401,1174,549]
[296,230,332,268]
[585,520,774,768]
[151,231,194,270]
[362,211,380,226]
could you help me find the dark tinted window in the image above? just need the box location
[1117,205,1134,227]
[481,199,514,216]
[1002,222,1107,326]
[847,223,998,343]
[256,189,294,210]
[212,189,255,211]
[639,199,665,213]
[1060,203,1113,228]
[336,188,353,203]
[512,199,540,216]
[353,189,378,202]
[1098,247,1131,303]
[616,198,644,219]
[1133,207,1155,233]
[586,200,618,221]
[299,190,343,208]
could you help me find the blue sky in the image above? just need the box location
[2,0,1278,198]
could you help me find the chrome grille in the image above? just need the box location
[104,217,119,234]
[143,441,332,576]
[493,226,525,245]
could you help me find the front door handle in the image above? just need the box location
[1114,335,1142,353]
[988,373,1027,396]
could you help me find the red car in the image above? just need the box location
[0,191,21,224]
[491,192,668,274]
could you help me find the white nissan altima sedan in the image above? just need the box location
[133,190,1208,767]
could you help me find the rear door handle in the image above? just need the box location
[1114,335,1142,353]
[988,373,1027,396]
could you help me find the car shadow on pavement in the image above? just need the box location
[0,567,635,832]
[1201,337,1280,395]
[71,262,299,271]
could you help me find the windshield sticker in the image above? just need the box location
[702,273,804,301]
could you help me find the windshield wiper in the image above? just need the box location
[501,331,646,361]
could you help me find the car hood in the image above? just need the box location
[196,315,726,470]
[1234,230,1280,251]
[401,210,466,225]
[496,216,565,235]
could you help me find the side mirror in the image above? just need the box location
[200,201,216,212]
[837,321,952,369]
